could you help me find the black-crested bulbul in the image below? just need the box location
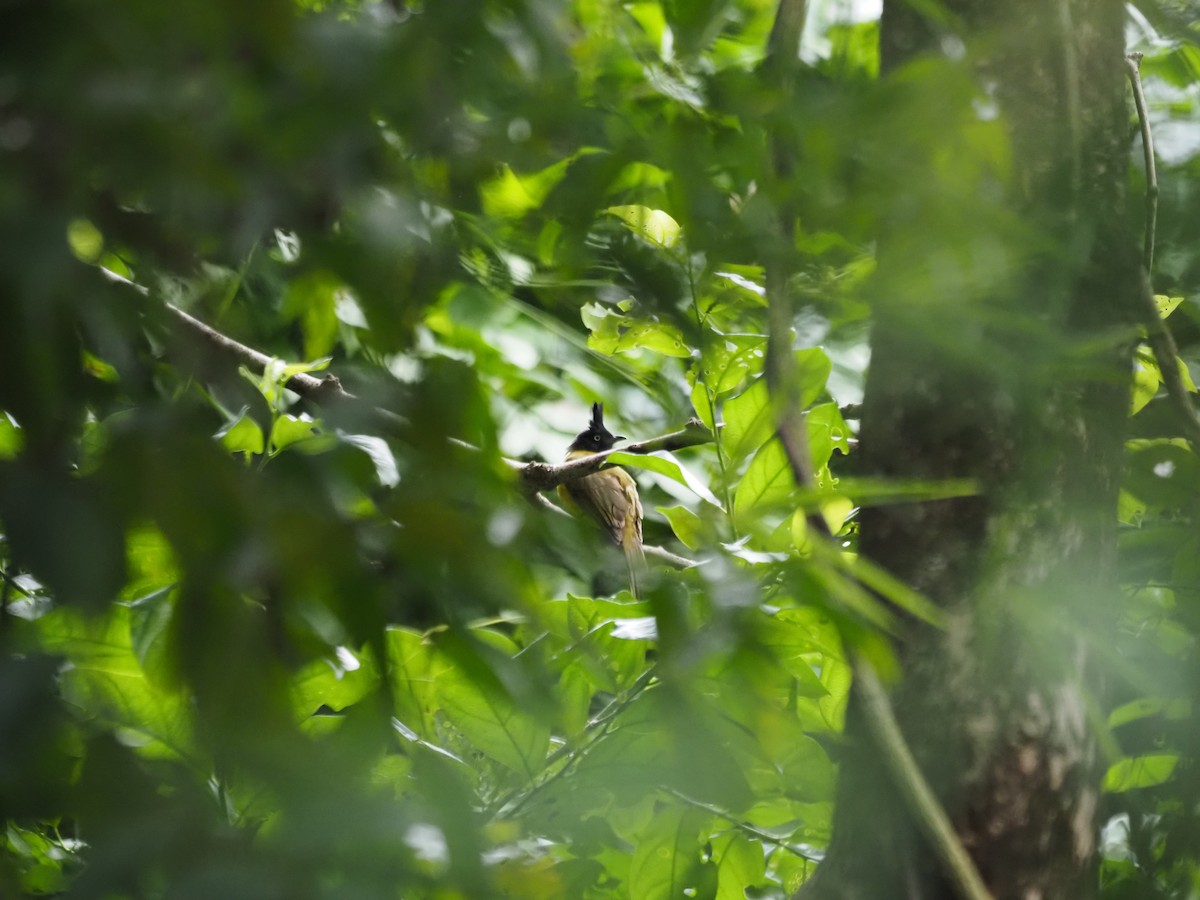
[558,403,645,598]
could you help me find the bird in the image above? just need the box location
[557,402,645,598]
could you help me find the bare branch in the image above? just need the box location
[163,303,409,433]
[663,786,822,862]
[513,421,715,494]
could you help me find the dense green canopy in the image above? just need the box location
[1,1,1199,897]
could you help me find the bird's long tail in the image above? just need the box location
[623,537,646,599]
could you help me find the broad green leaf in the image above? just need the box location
[713,832,766,900]
[607,450,723,507]
[1108,696,1190,729]
[121,524,179,604]
[387,627,452,740]
[216,411,264,455]
[584,305,692,357]
[39,607,193,762]
[794,348,832,409]
[701,334,768,397]
[292,650,378,718]
[658,505,704,550]
[606,205,681,249]
[723,379,773,464]
[629,808,718,900]
[270,414,321,452]
[733,439,795,517]
[1155,294,1184,318]
[482,158,573,218]
[565,595,651,691]
[284,270,343,359]
[438,671,550,778]
[806,403,851,459]
[1103,754,1179,792]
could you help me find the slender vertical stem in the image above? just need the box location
[687,262,739,538]
[1125,53,1158,273]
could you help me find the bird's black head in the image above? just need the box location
[567,402,625,453]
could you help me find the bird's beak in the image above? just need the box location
[615,435,626,443]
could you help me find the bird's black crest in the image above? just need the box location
[567,402,624,453]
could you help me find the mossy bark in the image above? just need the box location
[798,1,1137,897]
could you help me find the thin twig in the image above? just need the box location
[1122,60,1200,457]
[102,266,407,432]
[1125,53,1158,273]
[164,303,408,432]
[662,787,823,862]
[855,658,994,900]
[488,666,659,820]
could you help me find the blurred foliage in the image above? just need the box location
[0,0,1199,897]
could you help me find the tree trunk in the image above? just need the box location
[799,1,1137,897]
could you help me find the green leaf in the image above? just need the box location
[1155,294,1184,318]
[481,156,577,218]
[629,808,718,900]
[284,270,343,360]
[1108,696,1190,729]
[691,380,716,432]
[733,440,794,517]
[583,305,692,357]
[1103,754,1179,792]
[794,347,832,409]
[713,832,766,900]
[607,450,722,507]
[723,378,773,464]
[1131,345,1161,415]
[67,218,103,262]
[270,414,322,452]
[39,607,194,761]
[701,334,767,397]
[292,650,379,718]
[216,410,265,456]
[658,505,704,550]
[387,627,452,740]
[0,414,22,460]
[438,671,550,778]
[605,205,682,249]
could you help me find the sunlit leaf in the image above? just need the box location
[606,205,682,249]
[607,450,723,507]
[1103,754,1179,792]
